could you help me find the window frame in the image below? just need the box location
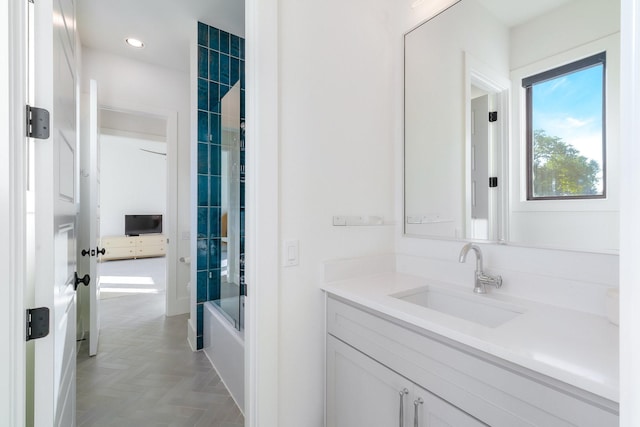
[523,51,607,201]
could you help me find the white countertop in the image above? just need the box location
[321,272,619,402]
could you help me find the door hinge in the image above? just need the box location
[488,111,498,122]
[26,307,50,341]
[26,105,50,139]
[28,0,34,3]
[489,177,498,188]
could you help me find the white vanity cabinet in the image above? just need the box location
[327,335,485,427]
[325,295,619,427]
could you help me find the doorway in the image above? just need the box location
[465,58,510,243]
[97,109,168,304]
[77,106,176,352]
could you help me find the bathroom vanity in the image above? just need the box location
[322,272,619,426]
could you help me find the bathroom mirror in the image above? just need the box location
[404,0,620,253]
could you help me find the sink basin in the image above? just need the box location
[391,286,523,327]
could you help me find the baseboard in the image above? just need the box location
[167,296,190,317]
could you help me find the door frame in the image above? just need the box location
[97,104,183,316]
[244,0,280,425]
[464,53,510,243]
[1,0,27,425]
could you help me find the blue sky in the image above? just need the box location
[532,64,604,175]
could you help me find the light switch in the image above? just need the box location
[283,240,299,267]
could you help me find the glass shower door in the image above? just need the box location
[215,81,243,330]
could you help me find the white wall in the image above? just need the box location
[275,0,397,424]
[510,0,620,70]
[620,1,640,424]
[99,134,167,236]
[620,0,640,427]
[82,48,190,314]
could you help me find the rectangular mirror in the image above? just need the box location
[404,0,620,253]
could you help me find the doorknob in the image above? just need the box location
[73,272,90,291]
[81,247,105,257]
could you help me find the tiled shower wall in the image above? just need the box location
[196,22,245,350]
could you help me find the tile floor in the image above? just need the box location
[98,257,167,299]
[76,258,244,427]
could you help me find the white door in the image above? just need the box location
[79,79,101,356]
[32,0,79,425]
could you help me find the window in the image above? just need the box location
[523,52,606,200]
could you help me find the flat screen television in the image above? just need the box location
[125,214,163,236]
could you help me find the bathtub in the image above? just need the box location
[203,299,245,413]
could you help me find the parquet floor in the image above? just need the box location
[76,260,244,427]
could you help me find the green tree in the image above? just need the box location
[532,129,601,197]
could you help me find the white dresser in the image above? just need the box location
[100,234,166,261]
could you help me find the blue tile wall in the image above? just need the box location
[209,207,220,238]
[209,27,220,50]
[197,271,208,303]
[220,31,230,54]
[198,23,209,47]
[209,82,219,113]
[209,51,220,82]
[197,304,204,336]
[208,271,221,300]
[196,21,245,349]
[197,208,208,239]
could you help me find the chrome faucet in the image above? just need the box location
[458,243,503,294]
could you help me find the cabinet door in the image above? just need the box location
[327,336,411,427]
[412,385,487,427]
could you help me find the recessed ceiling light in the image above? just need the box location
[125,38,145,49]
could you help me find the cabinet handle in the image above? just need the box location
[413,397,423,427]
[398,388,409,427]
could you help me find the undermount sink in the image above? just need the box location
[391,286,523,327]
